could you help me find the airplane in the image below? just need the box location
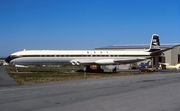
[5,34,171,72]
[159,63,180,70]
[166,63,180,70]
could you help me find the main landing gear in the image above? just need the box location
[84,65,104,73]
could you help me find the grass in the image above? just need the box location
[6,65,151,85]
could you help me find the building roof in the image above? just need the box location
[95,43,180,50]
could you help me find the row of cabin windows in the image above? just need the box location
[21,55,121,57]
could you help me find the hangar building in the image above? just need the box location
[95,44,180,69]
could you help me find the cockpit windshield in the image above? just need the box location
[5,55,19,63]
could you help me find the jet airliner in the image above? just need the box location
[5,34,169,72]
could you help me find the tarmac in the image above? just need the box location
[0,66,178,88]
[1,70,180,111]
[0,66,18,86]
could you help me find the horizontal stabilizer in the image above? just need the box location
[150,48,173,55]
[150,43,180,55]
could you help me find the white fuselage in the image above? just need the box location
[7,50,151,65]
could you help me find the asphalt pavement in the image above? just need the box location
[1,69,180,111]
[0,66,18,86]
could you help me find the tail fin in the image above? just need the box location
[148,34,160,52]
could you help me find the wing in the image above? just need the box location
[71,57,150,65]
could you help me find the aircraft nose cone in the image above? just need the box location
[5,56,11,63]
[5,55,18,63]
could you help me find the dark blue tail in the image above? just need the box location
[148,34,160,52]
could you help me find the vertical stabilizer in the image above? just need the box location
[148,34,160,52]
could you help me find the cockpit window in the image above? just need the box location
[5,55,19,63]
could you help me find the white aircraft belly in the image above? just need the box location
[11,57,73,65]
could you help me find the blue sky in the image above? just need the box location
[0,0,180,57]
